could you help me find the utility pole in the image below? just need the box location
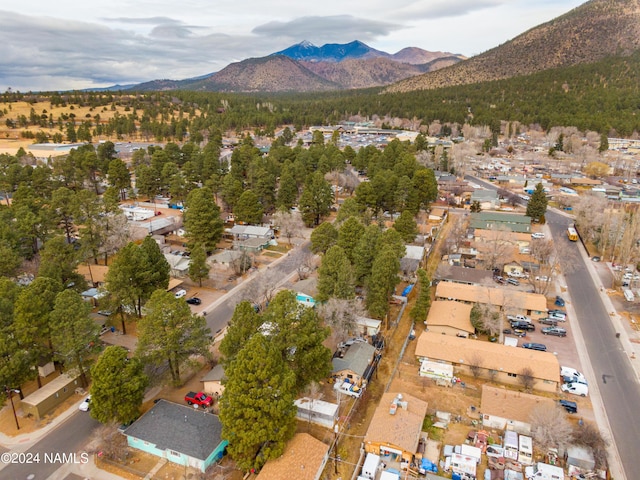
[333,424,339,474]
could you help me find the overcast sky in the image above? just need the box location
[1,0,586,92]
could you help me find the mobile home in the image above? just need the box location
[503,430,519,461]
[519,435,533,465]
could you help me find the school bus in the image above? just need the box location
[567,227,578,242]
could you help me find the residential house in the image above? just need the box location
[164,252,191,277]
[201,364,225,397]
[331,342,376,387]
[400,245,425,279]
[434,282,547,319]
[294,397,339,429]
[227,225,274,241]
[123,400,227,473]
[424,301,474,338]
[470,189,500,210]
[434,264,494,286]
[363,392,429,463]
[480,385,556,435]
[570,177,602,187]
[20,374,81,421]
[256,433,329,480]
[209,250,243,270]
[470,212,532,234]
[414,332,559,392]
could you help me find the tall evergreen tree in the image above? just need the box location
[310,221,338,254]
[219,301,262,366]
[90,346,148,424]
[526,183,548,223]
[393,210,418,243]
[136,290,211,385]
[183,187,224,252]
[219,333,297,471]
[366,246,401,320]
[337,216,365,264]
[317,246,355,302]
[234,190,263,224]
[409,269,431,323]
[50,289,100,387]
[299,172,333,226]
[188,243,210,287]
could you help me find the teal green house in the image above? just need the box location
[123,400,227,473]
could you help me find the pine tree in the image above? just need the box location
[526,183,548,223]
[90,346,148,424]
[409,269,431,323]
[183,187,224,252]
[317,246,355,302]
[188,243,210,287]
[219,334,297,471]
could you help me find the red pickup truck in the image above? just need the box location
[184,391,213,408]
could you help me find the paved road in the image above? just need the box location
[0,411,99,480]
[467,175,640,478]
[204,241,311,335]
[546,211,640,479]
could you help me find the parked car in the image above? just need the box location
[507,278,520,286]
[548,309,566,316]
[542,326,567,337]
[562,382,588,397]
[522,343,547,351]
[184,391,213,408]
[563,375,588,385]
[510,321,535,331]
[531,232,545,239]
[535,276,549,282]
[555,296,566,307]
[494,276,506,284]
[538,317,558,326]
[548,312,567,321]
[174,289,187,299]
[186,297,201,305]
[560,366,587,383]
[79,395,91,412]
[97,310,112,316]
[591,256,601,262]
[559,399,578,414]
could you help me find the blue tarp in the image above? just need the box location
[401,284,414,297]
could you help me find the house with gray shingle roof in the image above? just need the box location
[331,341,376,387]
[123,400,227,472]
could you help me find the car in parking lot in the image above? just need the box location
[542,326,567,337]
[548,312,567,321]
[560,366,587,383]
[531,232,545,239]
[174,289,187,299]
[555,296,565,307]
[562,382,588,396]
[493,276,506,284]
[538,317,558,326]
[510,321,535,331]
[559,399,578,414]
[522,342,547,351]
[506,278,520,286]
[563,374,587,385]
[186,297,201,305]
[79,395,91,412]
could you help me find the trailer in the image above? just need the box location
[361,453,380,479]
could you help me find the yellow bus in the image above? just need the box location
[567,227,578,242]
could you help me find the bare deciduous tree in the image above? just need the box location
[573,421,609,470]
[529,405,574,451]
[477,225,515,271]
[318,297,365,344]
[468,354,484,379]
[517,367,536,391]
[272,210,305,245]
[92,423,128,461]
[296,251,317,280]
[241,267,280,309]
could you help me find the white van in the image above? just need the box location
[561,382,588,397]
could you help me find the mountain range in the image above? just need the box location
[129,0,640,94]
[132,41,464,92]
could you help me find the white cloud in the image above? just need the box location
[0,0,586,91]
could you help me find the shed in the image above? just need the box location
[294,397,339,429]
[20,374,81,420]
[201,365,225,397]
[566,445,595,471]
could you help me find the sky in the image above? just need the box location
[0,0,586,92]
